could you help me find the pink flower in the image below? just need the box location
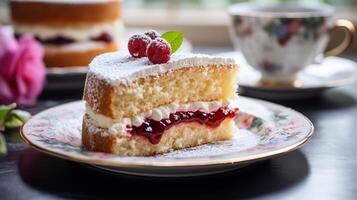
[237,113,255,129]
[0,27,45,105]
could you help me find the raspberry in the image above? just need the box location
[147,38,171,64]
[144,30,160,40]
[128,34,151,58]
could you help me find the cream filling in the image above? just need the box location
[86,100,239,136]
[44,40,111,52]
[14,21,124,41]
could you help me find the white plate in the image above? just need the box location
[21,97,313,177]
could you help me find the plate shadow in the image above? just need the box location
[18,148,310,199]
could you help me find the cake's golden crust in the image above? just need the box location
[82,114,235,156]
[82,117,116,153]
[44,42,118,67]
[10,1,121,26]
[84,64,238,119]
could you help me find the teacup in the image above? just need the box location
[229,3,355,86]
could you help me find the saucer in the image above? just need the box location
[218,52,357,100]
[21,97,313,177]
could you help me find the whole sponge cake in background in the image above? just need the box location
[10,0,122,67]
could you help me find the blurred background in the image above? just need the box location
[1,0,357,51]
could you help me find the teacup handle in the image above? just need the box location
[324,19,355,57]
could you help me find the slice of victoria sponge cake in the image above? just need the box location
[82,31,239,156]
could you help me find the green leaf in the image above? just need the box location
[5,128,23,143]
[0,103,16,127]
[161,31,184,54]
[0,132,7,156]
[4,115,24,128]
[12,110,31,123]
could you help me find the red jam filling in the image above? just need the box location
[15,32,113,45]
[127,106,238,144]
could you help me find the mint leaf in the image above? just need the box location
[161,31,183,54]
[0,132,7,156]
[0,103,16,127]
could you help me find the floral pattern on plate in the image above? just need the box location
[21,97,313,167]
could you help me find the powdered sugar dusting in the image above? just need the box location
[88,51,236,85]
[156,129,258,158]
[130,34,151,41]
[150,38,169,51]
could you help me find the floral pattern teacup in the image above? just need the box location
[229,3,355,85]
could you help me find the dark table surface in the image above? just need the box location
[1,48,357,200]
